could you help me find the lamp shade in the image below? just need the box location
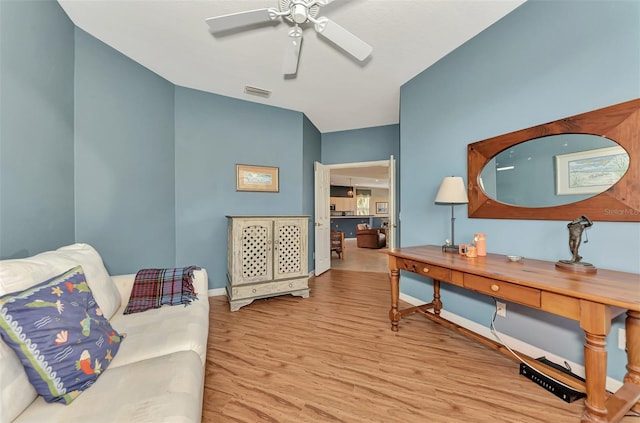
[435,176,469,204]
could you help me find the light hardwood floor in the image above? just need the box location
[203,268,635,423]
[329,238,388,273]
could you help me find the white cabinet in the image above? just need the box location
[226,216,310,311]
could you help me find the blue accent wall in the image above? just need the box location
[399,0,640,381]
[74,28,176,275]
[0,0,75,259]
[321,124,399,164]
[174,87,307,288]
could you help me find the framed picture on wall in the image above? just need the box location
[376,202,388,214]
[236,164,279,192]
[555,146,628,195]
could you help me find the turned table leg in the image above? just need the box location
[389,268,400,332]
[580,310,640,422]
[581,301,611,423]
[582,332,609,422]
[433,280,442,316]
[625,311,640,408]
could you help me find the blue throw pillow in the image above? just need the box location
[0,266,124,404]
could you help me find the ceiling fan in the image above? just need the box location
[205,0,373,76]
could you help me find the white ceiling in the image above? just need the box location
[331,165,389,189]
[58,0,525,134]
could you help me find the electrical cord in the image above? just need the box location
[489,298,582,392]
[489,299,640,418]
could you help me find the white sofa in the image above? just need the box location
[0,243,209,423]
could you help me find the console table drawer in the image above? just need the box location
[398,258,451,282]
[463,274,541,308]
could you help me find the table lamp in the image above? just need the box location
[435,176,468,252]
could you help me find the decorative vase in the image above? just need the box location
[475,233,486,256]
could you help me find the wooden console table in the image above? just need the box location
[386,245,640,423]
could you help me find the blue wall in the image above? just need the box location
[174,87,312,288]
[321,124,399,164]
[0,0,75,259]
[74,29,176,275]
[400,0,640,381]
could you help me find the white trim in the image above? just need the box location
[399,292,623,392]
[208,288,226,297]
[327,159,390,170]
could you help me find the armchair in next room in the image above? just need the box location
[355,224,386,249]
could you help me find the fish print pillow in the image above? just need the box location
[0,266,124,404]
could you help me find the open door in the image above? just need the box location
[387,155,397,248]
[314,161,331,275]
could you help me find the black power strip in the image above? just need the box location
[519,358,586,403]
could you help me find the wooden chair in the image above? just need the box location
[330,230,345,259]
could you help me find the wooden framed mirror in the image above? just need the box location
[467,98,640,222]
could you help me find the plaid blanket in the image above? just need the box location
[123,266,200,315]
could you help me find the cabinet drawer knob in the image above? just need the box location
[289,283,293,288]
[252,289,257,293]
[423,267,429,273]
[491,284,500,292]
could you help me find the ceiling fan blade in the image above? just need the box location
[283,27,303,75]
[206,8,277,33]
[317,0,337,5]
[314,17,372,61]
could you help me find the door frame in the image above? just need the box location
[315,157,397,271]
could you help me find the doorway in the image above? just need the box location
[314,157,396,275]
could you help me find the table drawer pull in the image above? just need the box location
[491,284,500,292]
[423,268,429,273]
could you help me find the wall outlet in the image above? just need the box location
[496,301,506,318]
[619,328,626,350]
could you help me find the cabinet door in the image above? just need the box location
[232,219,273,284]
[273,218,308,280]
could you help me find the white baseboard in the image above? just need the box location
[208,288,225,297]
[399,292,623,392]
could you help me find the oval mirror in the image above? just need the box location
[479,134,629,208]
[467,98,640,222]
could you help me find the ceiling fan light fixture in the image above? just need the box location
[244,85,272,98]
[207,0,371,77]
[291,4,308,24]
